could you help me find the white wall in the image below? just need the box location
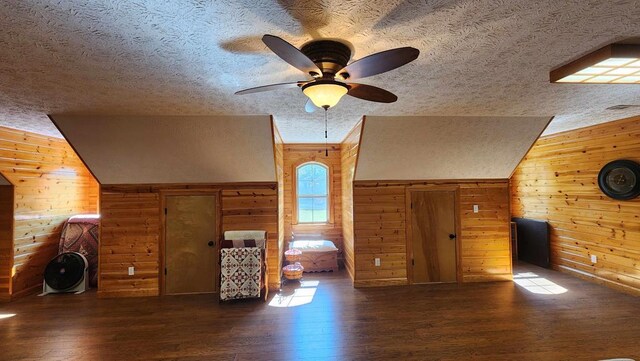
[51,115,276,184]
[355,115,552,180]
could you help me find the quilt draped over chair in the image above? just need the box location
[220,230,267,301]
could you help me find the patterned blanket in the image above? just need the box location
[59,215,100,287]
[220,247,263,301]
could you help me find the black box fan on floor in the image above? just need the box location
[40,252,89,295]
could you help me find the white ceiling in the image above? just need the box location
[0,1,639,143]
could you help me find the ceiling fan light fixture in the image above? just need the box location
[235,35,417,109]
[551,43,640,84]
[302,81,349,109]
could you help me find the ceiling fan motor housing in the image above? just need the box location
[301,40,352,78]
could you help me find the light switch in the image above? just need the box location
[374,258,381,267]
[473,205,479,213]
[590,254,597,264]
[128,266,135,276]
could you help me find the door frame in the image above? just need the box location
[159,189,222,295]
[405,185,462,284]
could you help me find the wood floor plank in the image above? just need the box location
[0,263,639,360]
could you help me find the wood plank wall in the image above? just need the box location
[99,183,280,298]
[0,126,99,300]
[340,121,363,281]
[223,185,280,291]
[352,180,511,287]
[100,189,160,298]
[273,123,285,276]
[0,184,14,301]
[283,144,343,252]
[511,115,640,295]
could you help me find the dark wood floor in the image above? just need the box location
[1,263,639,361]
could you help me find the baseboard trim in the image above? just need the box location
[555,265,640,297]
[463,273,513,282]
[354,278,408,288]
[98,289,159,298]
[9,284,41,300]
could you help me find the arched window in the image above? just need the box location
[296,162,329,223]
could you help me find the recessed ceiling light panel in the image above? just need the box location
[551,44,640,84]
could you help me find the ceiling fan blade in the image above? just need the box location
[347,83,398,103]
[235,81,305,95]
[262,35,322,76]
[338,47,419,80]
[305,98,317,113]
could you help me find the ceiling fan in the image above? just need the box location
[235,35,420,112]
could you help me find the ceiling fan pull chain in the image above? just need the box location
[325,108,328,157]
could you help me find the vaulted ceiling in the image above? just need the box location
[1,1,639,142]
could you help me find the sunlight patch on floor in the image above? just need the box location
[513,272,568,294]
[0,313,16,319]
[269,280,318,308]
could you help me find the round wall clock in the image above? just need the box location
[597,159,640,200]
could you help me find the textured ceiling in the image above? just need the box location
[0,1,639,142]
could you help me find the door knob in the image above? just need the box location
[208,240,215,247]
[449,234,456,240]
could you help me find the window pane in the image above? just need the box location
[297,163,329,223]
[298,196,328,223]
[298,197,313,223]
[297,164,328,196]
[311,167,327,195]
[298,179,315,195]
[298,165,313,181]
[312,197,328,222]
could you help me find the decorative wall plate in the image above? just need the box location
[597,159,640,200]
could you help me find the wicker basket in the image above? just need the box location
[284,249,302,262]
[283,263,304,280]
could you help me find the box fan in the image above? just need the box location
[40,252,89,295]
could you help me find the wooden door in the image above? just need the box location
[410,190,457,283]
[165,195,218,295]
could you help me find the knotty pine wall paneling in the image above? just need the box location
[511,115,640,295]
[283,144,343,252]
[99,188,160,298]
[0,126,99,300]
[352,180,511,287]
[273,122,285,278]
[99,183,281,298]
[353,183,407,286]
[0,184,14,301]
[340,120,363,281]
[459,182,512,281]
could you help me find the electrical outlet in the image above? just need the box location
[128,266,135,276]
[590,254,597,264]
[374,258,381,267]
[473,205,479,213]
